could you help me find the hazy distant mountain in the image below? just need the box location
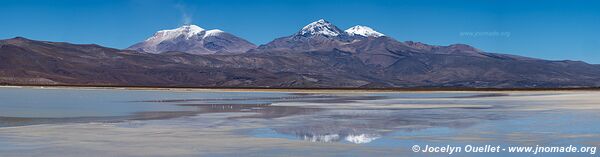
[127,25,256,55]
[2,19,600,88]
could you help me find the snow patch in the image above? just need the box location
[345,25,385,37]
[203,29,225,38]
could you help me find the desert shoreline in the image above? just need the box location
[1,84,600,93]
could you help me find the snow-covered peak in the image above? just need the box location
[297,19,344,37]
[144,25,230,44]
[148,25,205,41]
[204,29,225,37]
[177,25,205,33]
[345,25,385,37]
[127,24,256,54]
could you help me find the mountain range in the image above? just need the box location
[1,19,599,88]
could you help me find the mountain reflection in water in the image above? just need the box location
[0,88,520,145]
[137,92,517,144]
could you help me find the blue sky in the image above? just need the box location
[1,0,599,63]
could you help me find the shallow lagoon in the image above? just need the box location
[1,87,599,157]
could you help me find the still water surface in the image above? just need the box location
[0,87,599,157]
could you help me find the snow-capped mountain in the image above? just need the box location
[127,25,256,55]
[258,19,360,51]
[345,25,385,37]
[295,19,345,38]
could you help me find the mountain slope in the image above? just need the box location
[0,37,282,86]
[127,25,256,55]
